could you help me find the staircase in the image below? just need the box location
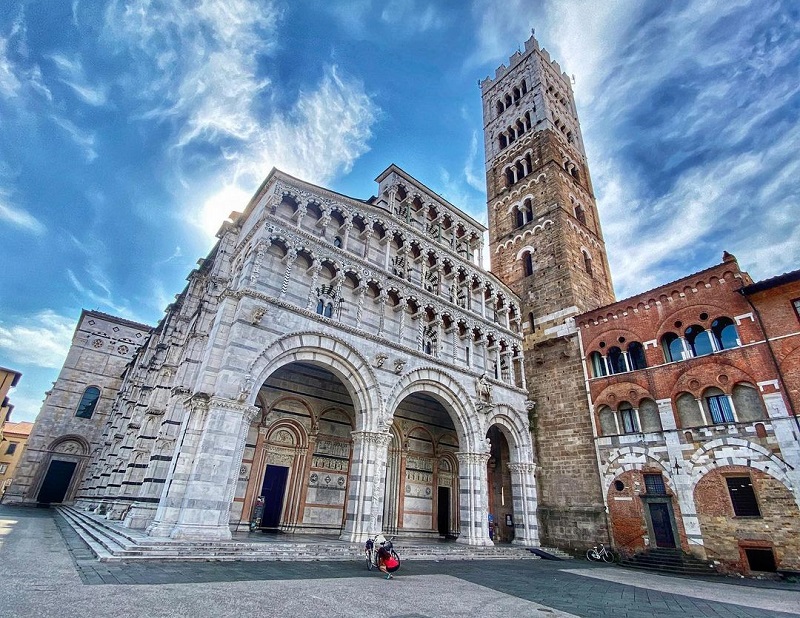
[618,548,719,576]
[56,506,545,563]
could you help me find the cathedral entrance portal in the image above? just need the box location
[37,460,77,505]
[238,362,356,535]
[384,393,460,539]
[260,465,289,528]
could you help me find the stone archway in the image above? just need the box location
[236,361,358,537]
[485,409,539,547]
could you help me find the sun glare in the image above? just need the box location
[199,185,251,238]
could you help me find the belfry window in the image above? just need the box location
[582,251,593,276]
[75,386,101,419]
[523,252,533,277]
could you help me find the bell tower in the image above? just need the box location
[481,34,615,550]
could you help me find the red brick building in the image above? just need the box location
[575,253,800,574]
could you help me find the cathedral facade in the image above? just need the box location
[9,162,538,547]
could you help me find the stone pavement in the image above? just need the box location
[1,506,799,618]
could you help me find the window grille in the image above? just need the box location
[726,477,761,517]
[644,473,666,495]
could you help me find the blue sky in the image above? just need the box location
[1,0,798,422]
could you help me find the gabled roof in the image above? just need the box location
[741,269,800,295]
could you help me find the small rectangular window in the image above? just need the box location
[726,476,761,517]
[744,548,776,572]
[793,298,800,321]
[5,443,17,456]
[644,474,666,495]
[0,463,7,474]
[707,395,734,424]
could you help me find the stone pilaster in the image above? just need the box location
[166,397,259,540]
[507,461,539,546]
[456,451,493,546]
[339,430,391,543]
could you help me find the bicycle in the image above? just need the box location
[365,534,400,570]
[586,542,616,563]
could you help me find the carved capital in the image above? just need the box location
[507,462,537,475]
[351,430,392,448]
[208,396,261,423]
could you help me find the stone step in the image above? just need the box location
[57,506,542,563]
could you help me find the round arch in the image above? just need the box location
[484,406,534,464]
[602,447,676,496]
[244,332,382,431]
[385,366,478,448]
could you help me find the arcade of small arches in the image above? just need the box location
[594,380,770,437]
[494,77,528,116]
[587,314,741,379]
[497,110,534,151]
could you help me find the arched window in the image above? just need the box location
[582,251,593,276]
[703,387,734,424]
[316,299,325,315]
[619,402,639,434]
[516,208,525,228]
[523,252,533,277]
[711,317,739,350]
[589,352,607,378]
[75,386,101,419]
[685,324,713,357]
[731,383,766,422]
[627,342,647,371]
[598,405,616,435]
[607,346,627,374]
[574,204,586,225]
[333,236,343,248]
[661,332,683,363]
[323,302,334,318]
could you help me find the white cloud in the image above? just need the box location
[530,0,800,298]
[47,53,108,106]
[0,310,74,369]
[50,115,98,161]
[0,196,45,235]
[467,0,540,69]
[103,0,379,240]
[381,1,443,32]
[0,37,21,98]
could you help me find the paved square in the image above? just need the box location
[1,506,799,618]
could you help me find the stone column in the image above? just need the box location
[168,397,259,541]
[455,451,493,546]
[507,461,539,546]
[339,430,391,543]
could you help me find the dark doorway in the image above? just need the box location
[648,502,676,548]
[437,487,450,537]
[37,460,77,504]
[260,465,289,529]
